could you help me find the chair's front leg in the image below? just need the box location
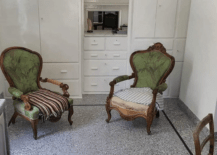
[68,105,73,125]
[30,119,39,140]
[105,98,112,123]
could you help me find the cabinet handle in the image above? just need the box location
[91,54,98,57]
[113,42,121,45]
[91,67,98,70]
[91,43,98,45]
[91,83,98,86]
[61,70,68,73]
[113,67,120,70]
[113,54,120,57]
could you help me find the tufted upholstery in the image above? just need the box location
[3,49,40,94]
[133,51,171,90]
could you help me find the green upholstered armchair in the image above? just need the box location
[0,47,74,140]
[106,43,175,135]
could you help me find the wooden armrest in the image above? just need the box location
[20,95,32,111]
[40,77,70,98]
[107,73,135,99]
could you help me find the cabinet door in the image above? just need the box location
[155,0,178,37]
[132,0,157,38]
[39,0,79,62]
[176,0,191,38]
[173,39,186,62]
[0,0,40,52]
[169,62,183,97]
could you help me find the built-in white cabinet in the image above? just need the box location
[83,36,128,93]
[0,0,40,52]
[131,0,190,98]
[155,0,178,37]
[39,0,79,63]
[175,0,191,38]
[173,39,186,62]
[169,62,183,97]
[132,0,157,38]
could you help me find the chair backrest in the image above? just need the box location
[130,43,175,90]
[193,114,214,155]
[0,47,43,94]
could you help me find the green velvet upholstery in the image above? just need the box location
[154,83,167,92]
[114,75,129,83]
[13,100,40,120]
[133,51,171,91]
[8,87,23,98]
[3,49,40,94]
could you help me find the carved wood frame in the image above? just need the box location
[0,47,73,139]
[106,43,175,134]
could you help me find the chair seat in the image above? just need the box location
[13,92,73,120]
[112,88,164,112]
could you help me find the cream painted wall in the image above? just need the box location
[179,0,217,131]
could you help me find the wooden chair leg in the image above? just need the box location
[8,111,18,127]
[68,105,73,125]
[30,119,39,140]
[146,116,154,135]
[105,104,111,123]
[156,110,160,118]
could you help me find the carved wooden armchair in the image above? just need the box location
[106,43,175,134]
[193,114,214,155]
[0,47,74,140]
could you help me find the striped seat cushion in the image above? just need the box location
[113,88,164,110]
[28,89,69,119]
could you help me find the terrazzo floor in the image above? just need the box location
[4,95,217,155]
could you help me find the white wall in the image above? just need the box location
[179,0,217,131]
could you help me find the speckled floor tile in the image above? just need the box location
[4,96,217,155]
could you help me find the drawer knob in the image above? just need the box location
[91,83,98,86]
[91,43,98,45]
[61,70,68,73]
[91,67,98,70]
[113,67,120,70]
[91,54,98,57]
[113,54,120,57]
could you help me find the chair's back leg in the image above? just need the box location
[68,105,73,125]
[8,111,18,127]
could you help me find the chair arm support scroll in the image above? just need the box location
[40,77,70,98]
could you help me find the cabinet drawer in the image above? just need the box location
[106,37,128,51]
[41,80,80,96]
[84,52,127,60]
[84,77,126,92]
[173,39,186,61]
[84,60,126,76]
[84,37,105,51]
[41,63,79,79]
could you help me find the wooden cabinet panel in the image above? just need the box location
[173,39,186,61]
[132,0,157,38]
[39,0,79,62]
[0,0,40,52]
[41,63,79,79]
[155,0,178,37]
[176,0,191,38]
